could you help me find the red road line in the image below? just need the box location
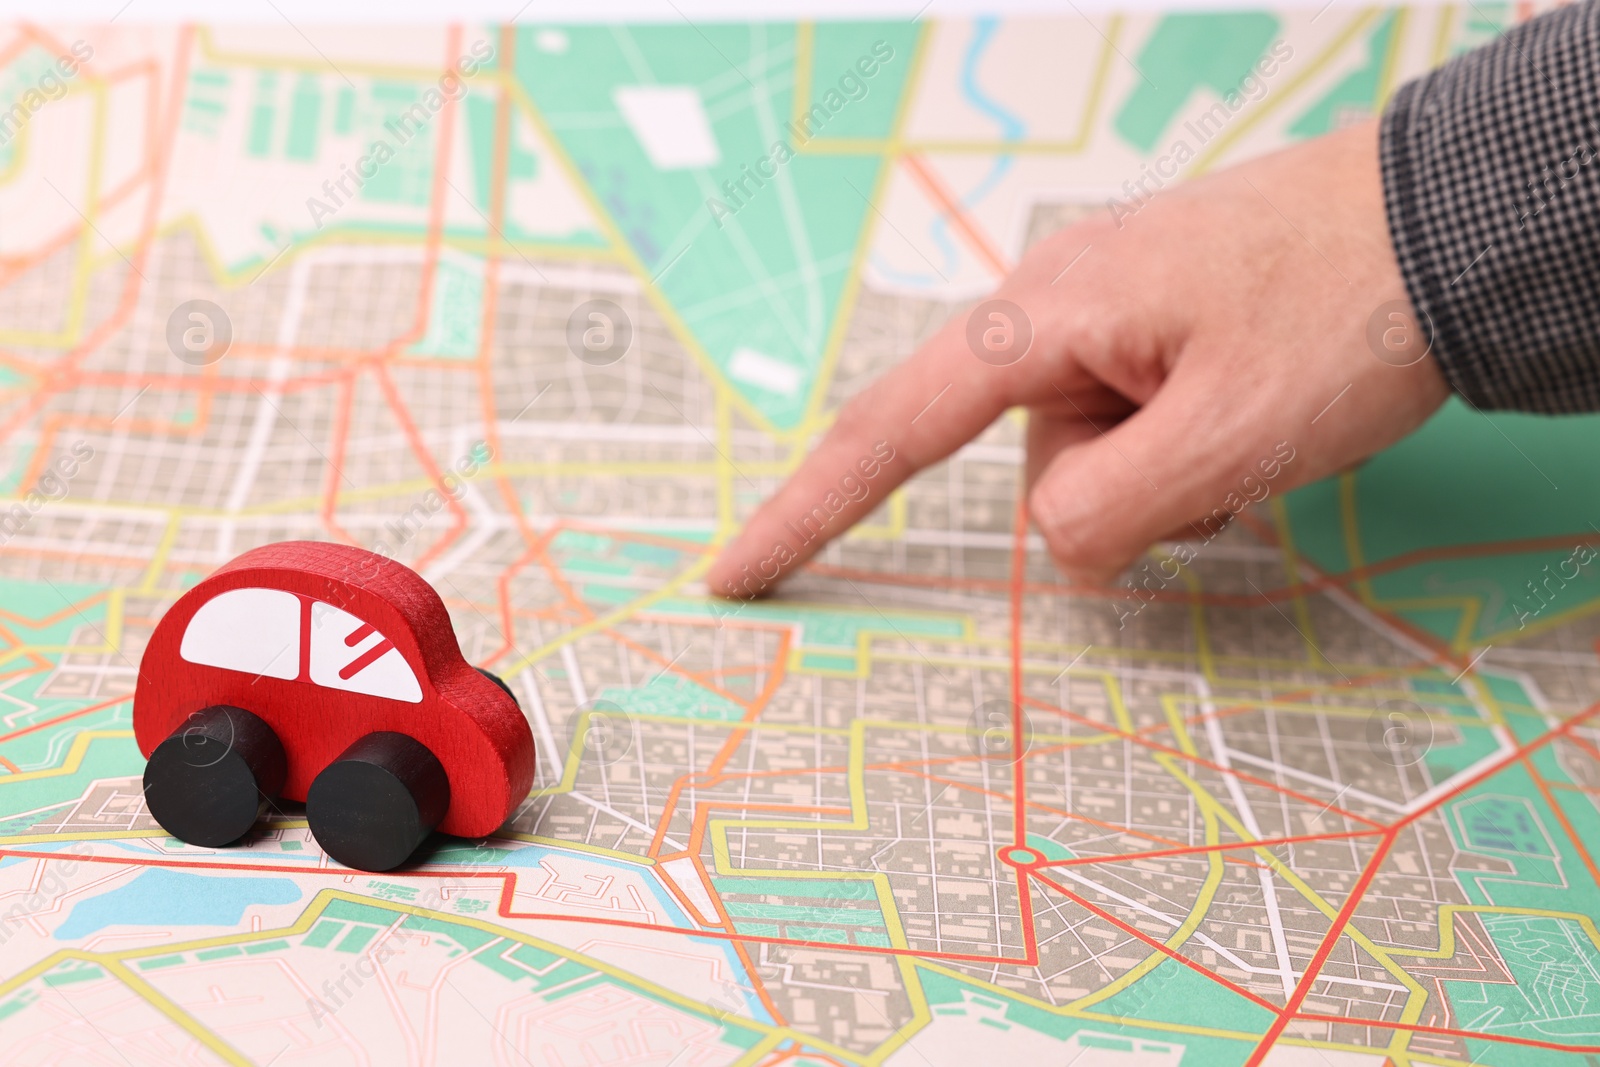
[1522,754,1600,890]
[372,361,469,572]
[0,27,190,449]
[899,154,1010,278]
[394,25,462,352]
[0,846,1039,966]
[807,527,1600,616]
[1291,1011,1600,1054]
[1394,701,1600,830]
[1031,869,1283,1015]
[1243,829,1398,1066]
[1023,696,1390,831]
[1033,828,1388,870]
[1009,489,1028,848]
[0,851,1043,966]
[0,694,132,744]
[320,370,361,546]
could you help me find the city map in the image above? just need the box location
[2,7,1600,1065]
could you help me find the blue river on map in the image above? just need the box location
[39,838,769,1020]
[873,16,1026,287]
[54,868,302,940]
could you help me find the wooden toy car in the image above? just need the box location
[133,540,535,871]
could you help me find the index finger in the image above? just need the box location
[706,308,1021,598]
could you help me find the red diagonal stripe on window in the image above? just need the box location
[339,638,395,680]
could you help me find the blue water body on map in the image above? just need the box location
[54,868,301,940]
[955,16,1024,202]
[879,17,1026,287]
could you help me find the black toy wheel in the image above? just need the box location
[476,666,519,707]
[143,705,287,848]
[306,731,450,872]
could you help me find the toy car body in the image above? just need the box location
[133,541,535,869]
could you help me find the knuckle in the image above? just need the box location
[1028,483,1123,576]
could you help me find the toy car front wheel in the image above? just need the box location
[142,705,287,847]
[305,731,450,872]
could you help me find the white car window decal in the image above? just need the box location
[179,587,301,679]
[308,601,423,703]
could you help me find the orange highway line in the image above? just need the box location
[0,846,1039,967]
[647,636,793,855]
[1560,730,1600,765]
[0,592,109,629]
[1033,828,1389,870]
[1023,696,1389,831]
[1292,1011,1600,1054]
[808,524,1600,614]
[1244,828,1398,1065]
[706,631,791,779]
[1394,701,1600,831]
[0,26,189,448]
[486,539,553,666]
[72,368,355,393]
[603,627,754,711]
[1248,702,1600,1065]
[899,154,1010,278]
[319,369,361,546]
[0,693,133,744]
[1522,755,1600,891]
[372,360,469,572]
[0,166,149,291]
[908,768,1270,868]
[473,25,546,560]
[1007,489,1028,849]
[349,27,469,574]
[1031,868,1284,1015]
[391,25,463,354]
[529,521,595,626]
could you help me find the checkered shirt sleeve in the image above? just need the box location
[1380,0,1600,413]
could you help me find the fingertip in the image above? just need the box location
[704,550,750,600]
[706,535,785,601]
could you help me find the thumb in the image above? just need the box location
[1028,362,1285,584]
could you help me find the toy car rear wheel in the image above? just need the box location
[306,731,450,872]
[142,705,287,847]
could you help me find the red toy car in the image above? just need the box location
[133,540,535,871]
